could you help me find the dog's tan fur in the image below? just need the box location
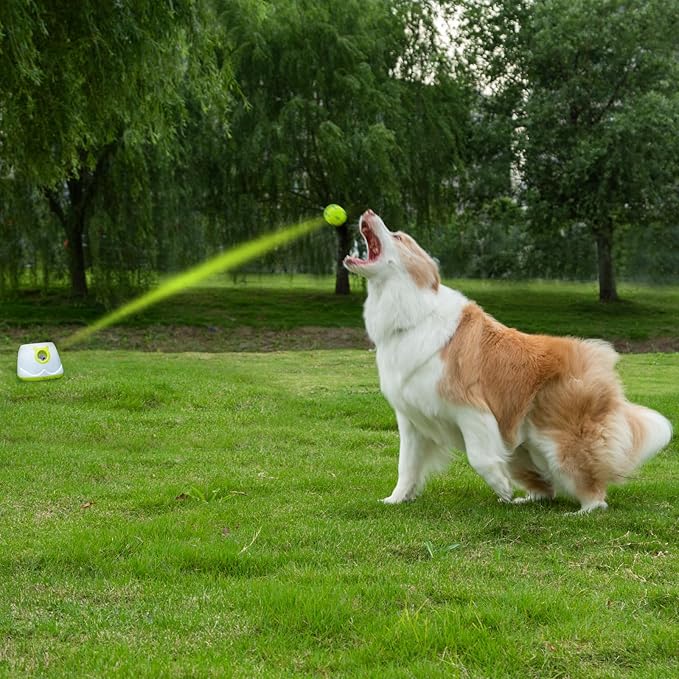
[438,300,666,507]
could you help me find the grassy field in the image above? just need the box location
[2,277,679,350]
[1,348,677,677]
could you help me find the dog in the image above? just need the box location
[344,209,673,513]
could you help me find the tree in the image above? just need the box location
[461,0,679,301]
[216,0,469,293]
[2,1,472,300]
[0,0,233,297]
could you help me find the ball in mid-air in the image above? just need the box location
[323,203,347,226]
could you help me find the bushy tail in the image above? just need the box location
[626,404,673,467]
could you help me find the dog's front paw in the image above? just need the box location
[382,491,415,504]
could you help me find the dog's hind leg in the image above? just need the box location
[382,412,445,504]
[509,445,555,504]
[457,409,513,502]
[562,455,609,515]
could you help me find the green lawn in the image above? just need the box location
[2,277,679,347]
[1,349,677,677]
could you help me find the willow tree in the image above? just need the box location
[462,0,679,301]
[217,0,468,293]
[0,0,234,297]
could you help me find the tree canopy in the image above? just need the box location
[202,0,469,292]
[1,0,233,297]
[1,0,677,302]
[461,0,679,300]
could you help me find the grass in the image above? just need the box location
[1,349,677,677]
[2,276,679,344]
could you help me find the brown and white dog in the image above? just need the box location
[344,209,673,513]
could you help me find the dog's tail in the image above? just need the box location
[625,403,673,469]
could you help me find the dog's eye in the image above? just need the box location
[393,234,402,241]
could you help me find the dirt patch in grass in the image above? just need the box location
[0,324,372,352]
[2,324,678,353]
[611,337,679,354]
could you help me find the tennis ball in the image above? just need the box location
[323,203,347,226]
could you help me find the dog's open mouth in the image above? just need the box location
[345,223,381,267]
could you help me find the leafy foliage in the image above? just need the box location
[1,0,678,302]
[461,0,679,299]
[0,0,235,298]
[1,0,229,184]
[207,0,469,290]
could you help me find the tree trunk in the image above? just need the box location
[66,213,88,298]
[46,179,89,298]
[595,220,618,303]
[335,222,351,295]
[66,238,88,297]
[44,141,117,298]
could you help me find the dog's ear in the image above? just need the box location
[396,233,440,292]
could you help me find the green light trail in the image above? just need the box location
[63,216,325,348]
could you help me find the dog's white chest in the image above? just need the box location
[365,282,469,446]
[376,343,467,452]
[376,341,446,420]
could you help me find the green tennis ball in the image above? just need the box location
[323,203,347,226]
